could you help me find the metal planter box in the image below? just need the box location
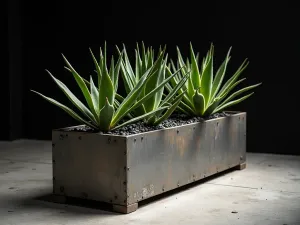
[52,112,246,213]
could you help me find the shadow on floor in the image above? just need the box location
[139,167,239,208]
[15,194,118,216]
[18,167,239,215]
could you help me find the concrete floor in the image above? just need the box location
[0,140,300,225]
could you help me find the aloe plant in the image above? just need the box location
[167,43,261,116]
[117,43,190,125]
[32,44,184,132]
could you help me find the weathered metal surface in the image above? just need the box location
[52,112,246,211]
[52,131,128,205]
[126,112,246,204]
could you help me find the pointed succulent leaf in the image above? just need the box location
[62,54,97,118]
[176,46,187,74]
[111,67,155,126]
[141,41,147,72]
[203,98,221,116]
[114,66,185,126]
[31,90,98,129]
[99,65,114,111]
[166,66,196,110]
[153,56,168,110]
[131,66,185,113]
[211,47,231,101]
[115,93,125,103]
[192,89,205,116]
[136,44,143,76]
[217,59,249,97]
[89,48,102,89]
[135,50,140,82]
[165,82,173,93]
[103,42,108,75]
[213,92,254,114]
[113,97,120,109]
[161,72,190,106]
[46,70,97,123]
[143,50,166,112]
[178,101,195,115]
[112,106,169,131]
[166,66,184,95]
[190,43,201,90]
[153,92,185,125]
[120,61,134,94]
[176,46,193,96]
[114,51,123,91]
[219,83,261,107]
[218,78,246,100]
[99,98,114,131]
[147,47,153,69]
[90,76,99,115]
[99,47,104,73]
[123,45,136,86]
[200,47,213,106]
[109,56,115,85]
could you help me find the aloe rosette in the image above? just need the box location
[32,43,185,132]
[167,43,261,116]
[117,43,190,126]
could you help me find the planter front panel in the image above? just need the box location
[52,112,246,208]
[126,112,246,204]
[52,132,127,205]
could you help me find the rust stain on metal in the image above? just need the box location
[177,135,186,157]
[133,184,155,200]
[214,122,220,140]
[165,131,175,188]
[229,122,238,149]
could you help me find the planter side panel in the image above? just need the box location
[52,132,127,205]
[127,113,246,204]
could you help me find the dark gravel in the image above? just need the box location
[66,112,233,136]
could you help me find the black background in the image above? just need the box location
[3,1,299,155]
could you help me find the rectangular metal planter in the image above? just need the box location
[52,112,246,213]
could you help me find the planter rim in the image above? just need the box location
[53,111,246,137]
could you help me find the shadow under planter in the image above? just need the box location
[51,112,247,214]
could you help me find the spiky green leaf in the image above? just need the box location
[114,51,123,91]
[217,59,249,97]
[31,90,97,129]
[200,47,213,106]
[161,72,189,106]
[218,78,246,101]
[62,54,97,118]
[219,83,261,107]
[190,43,201,90]
[99,65,114,112]
[213,92,254,114]
[90,76,99,114]
[112,106,169,131]
[211,48,231,101]
[111,67,155,126]
[123,45,136,86]
[153,56,168,109]
[109,56,115,85]
[153,92,185,125]
[99,98,114,131]
[89,48,102,89]
[46,70,97,123]
[192,90,205,116]
[143,50,166,112]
